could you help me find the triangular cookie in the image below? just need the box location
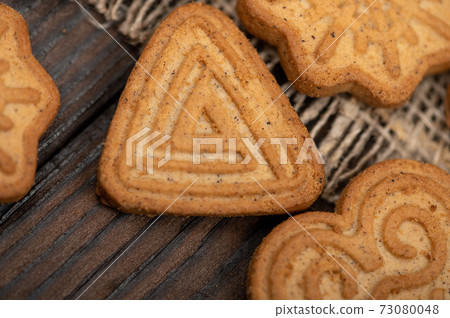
[0,4,60,203]
[97,3,324,216]
[238,0,450,108]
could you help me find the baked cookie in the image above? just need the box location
[97,3,324,216]
[0,4,60,203]
[247,159,450,299]
[237,0,450,108]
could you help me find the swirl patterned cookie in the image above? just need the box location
[97,3,324,216]
[247,159,450,299]
[0,4,60,203]
[237,0,450,108]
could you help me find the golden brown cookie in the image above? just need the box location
[97,3,324,216]
[247,159,450,299]
[237,0,450,108]
[0,4,60,203]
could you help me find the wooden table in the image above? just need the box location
[0,0,333,300]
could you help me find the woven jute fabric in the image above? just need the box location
[88,0,450,204]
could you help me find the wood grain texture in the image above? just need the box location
[0,0,333,299]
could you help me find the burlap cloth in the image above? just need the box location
[87,0,450,204]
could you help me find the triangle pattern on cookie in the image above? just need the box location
[98,3,324,216]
